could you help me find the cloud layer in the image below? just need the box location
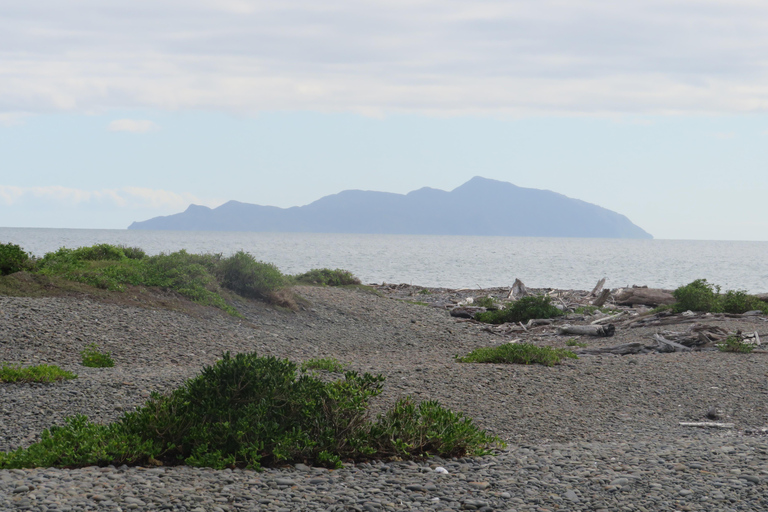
[0,185,215,211]
[2,0,768,116]
[108,119,158,132]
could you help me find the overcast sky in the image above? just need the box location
[2,0,768,240]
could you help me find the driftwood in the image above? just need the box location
[589,278,606,297]
[614,288,675,307]
[656,324,729,348]
[591,311,625,325]
[679,422,734,429]
[574,342,647,356]
[450,306,486,319]
[557,323,616,337]
[508,279,528,300]
[654,333,692,352]
[591,288,611,307]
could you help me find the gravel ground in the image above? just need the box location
[1,285,768,511]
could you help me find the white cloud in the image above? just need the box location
[2,1,768,116]
[108,119,158,133]
[0,185,217,210]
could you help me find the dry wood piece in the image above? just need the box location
[591,288,611,307]
[653,333,692,352]
[656,324,729,349]
[590,278,607,297]
[557,324,616,337]
[614,288,675,307]
[679,422,734,429]
[591,311,625,325]
[508,279,528,299]
[574,342,648,356]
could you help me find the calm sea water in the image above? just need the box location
[1,227,767,293]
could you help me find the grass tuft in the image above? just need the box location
[80,343,115,368]
[0,363,77,383]
[300,357,350,373]
[457,343,577,367]
[293,268,361,286]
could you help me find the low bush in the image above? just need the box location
[301,357,349,373]
[0,243,31,276]
[220,251,285,299]
[0,363,77,383]
[720,290,768,314]
[474,295,562,324]
[457,343,577,367]
[80,343,115,368]
[0,352,503,470]
[294,268,361,286]
[672,279,721,313]
[565,339,587,348]
[474,296,497,309]
[717,336,756,353]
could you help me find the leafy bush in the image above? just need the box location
[294,268,361,286]
[720,290,768,314]
[0,363,77,383]
[474,296,497,309]
[475,295,562,324]
[0,243,30,276]
[301,357,349,373]
[366,398,500,459]
[671,279,768,314]
[220,251,285,299]
[717,336,756,353]
[672,279,721,313]
[119,245,147,260]
[80,343,115,368]
[457,343,577,367]
[0,352,503,470]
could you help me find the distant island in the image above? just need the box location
[128,176,653,239]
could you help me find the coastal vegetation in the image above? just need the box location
[80,343,115,368]
[300,357,350,373]
[717,335,756,353]
[672,279,768,314]
[474,295,562,324]
[0,243,363,315]
[0,363,77,383]
[0,352,503,470]
[457,343,577,367]
[293,268,361,286]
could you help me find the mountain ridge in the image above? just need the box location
[128,177,653,239]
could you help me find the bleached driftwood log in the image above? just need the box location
[557,324,616,337]
[679,422,734,429]
[591,289,611,307]
[508,279,528,300]
[590,278,607,297]
[591,311,625,325]
[574,342,647,356]
[653,333,692,352]
[614,288,675,307]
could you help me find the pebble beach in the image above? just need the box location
[2,285,768,511]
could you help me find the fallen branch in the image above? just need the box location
[591,311,625,325]
[574,342,647,356]
[557,324,616,337]
[679,422,734,429]
[653,333,692,353]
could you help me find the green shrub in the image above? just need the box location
[366,398,500,459]
[294,268,361,286]
[457,343,577,367]
[565,339,587,348]
[80,343,115,368]
[0,243,30,276]
[475,295,562,324]
[0,363,77,383]
[119,245,147,260]
[0,352,503,470]
[720,290,768,314]
[717,336,756,353]
[301,357,349,373]
[672,279,721,313]
[474,296,496,309]
[220,251,285,299]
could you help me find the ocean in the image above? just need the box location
[1,227,766,293]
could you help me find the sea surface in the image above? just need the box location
[1,227,767,293]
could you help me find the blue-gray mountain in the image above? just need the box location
[128,177,652,239]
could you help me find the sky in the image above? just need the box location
[2,0,768,240]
